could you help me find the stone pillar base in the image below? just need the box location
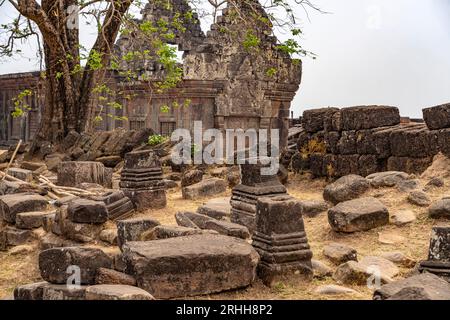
[257,262,313,287]
[123,189,167,211]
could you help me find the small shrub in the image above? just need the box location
[148,134,167,146]
[300,138,326,159]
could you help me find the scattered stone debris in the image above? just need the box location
[323,243,358,265]
[314,284,357,296]
[182,178,227,200]
[333,261,392,285]
[311,259,334,278]
[380,251,416,268]
[373,273,450,300]
[197,197,231,220]
[323,175,370,205]
[116,217,161,248]
[407,191,431,207]
[300,199,329,217]
[390,210,416,226]
[429,198,450,219]
[85,284,155,300]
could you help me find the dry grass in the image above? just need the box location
[1,172,449,300]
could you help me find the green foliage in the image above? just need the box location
[266,67,277,77]
[148,134,167,146]
[11,89,33,118]
[243,30,261,52]
[160,105,170,113]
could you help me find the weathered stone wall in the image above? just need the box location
[0,72,44,145]
[291,105,450,177]
[0,1,302,148]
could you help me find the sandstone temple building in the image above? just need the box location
[0,1,301,147]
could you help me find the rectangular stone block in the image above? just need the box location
[121,235,259,299]
[0,194,48,224]
[390,125,438,157]
[338,131,357,155]
[387,156,433,174]
[302,108,339,133]
[182,178,227,200]
[341,106,400,131]
[57,161,109,188]
[423,103,450,130]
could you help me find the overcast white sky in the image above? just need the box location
[0,0,449,118]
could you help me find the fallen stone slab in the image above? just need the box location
[142,225,216,240]
[56,205,103,243]
[99,229,118,245]
[175,211,200,229]
[116,217,160,248]
[42,284,88,300]
[16,211,56,230]
[407,191,431,207]
[85,284,154,300]
[380,252,417,268]
[39,247,113,284]
[95,156,122,168]
[181,169,203,187]
[177,211,210,228]
[429,198,450,219]
[378,231,406,245]
[390,210,416,226]
[301,200,329,217]
[323,175,370,205]
[67,199,108,224]
[0,194,48,224]
[175,212,249,239]
[328,197,389,233]
[314,284,357,296]
[311,259,333,278]
[359,256,399,279]
[8,168,33,182]
[366,171,411,188]
[182,178,227,200]
[204,219,250,240]
[0,226,33,247]
[373,273,450,300]
[121,234,259,299]
[323,242,358,265]
[57,161,110,188]
[14,282,49,300]
[197,197,231,220]
[21,161,47,174]
[333,261,392,285]
[39,233,78,250]
[95,268,136,286]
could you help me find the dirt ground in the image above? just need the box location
[1,170,448,300]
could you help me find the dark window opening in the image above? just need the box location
[160,121,176,137]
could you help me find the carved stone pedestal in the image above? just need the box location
[119,150,166,210]
[419,226,450,282]
[231,163,287,232]
[252,195,313,287]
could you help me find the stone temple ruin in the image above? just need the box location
[0,0,299,149]
[1,0,450,302]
